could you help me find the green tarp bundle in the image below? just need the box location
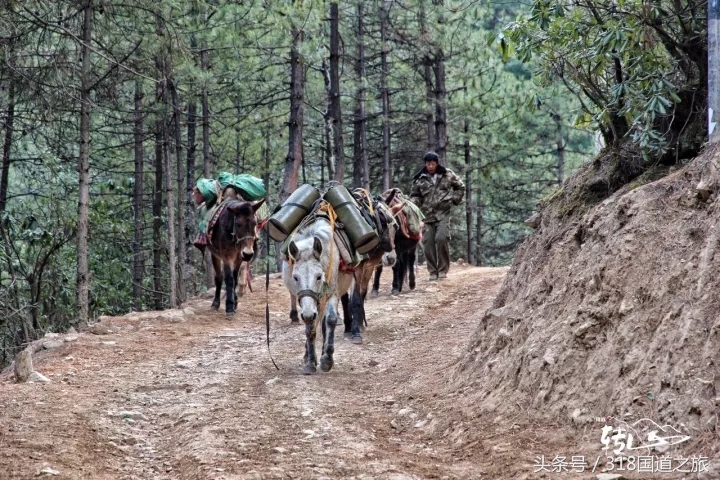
[196,178,221,207]
[218,172,266,201]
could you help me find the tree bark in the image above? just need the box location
[474,173,483,267]
[200,46,214,287]
[132,78,145,308]
[329,2,344,183]
[201,48,211,177]
[321,59,336,182]
[434,48,447,166]
[153,119,164,310]
[185,99,197,296]
[162,100,177,309]
[353,1,369,190]
[169,79,186,303]
[380,0,392,190]
[278,24,305,270]
[555,115,565,185]
[419,2,435,152]
[77,0,94,326]
[464,118,474,265]
[0,80,14,213]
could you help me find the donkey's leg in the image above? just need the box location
[289,293,299,323]
[224,261,236,316]
[341,293,352,339]
[371,265,382,297]
[408,248,417,290]
[391,260,402,295]
[320,296,339,372]
[303,323,317,375]
[211,255,223,311]
[349,285,365,344]
[236,261,247,298]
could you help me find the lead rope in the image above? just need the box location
[265,224,279,370]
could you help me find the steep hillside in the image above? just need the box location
[451,144,720,470]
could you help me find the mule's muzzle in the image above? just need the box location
[301,311,318,323]
[382,252,397,267]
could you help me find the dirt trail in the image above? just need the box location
[0,265,517,480]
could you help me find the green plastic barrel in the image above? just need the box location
[267,184,321,242]
[325,185,379,254]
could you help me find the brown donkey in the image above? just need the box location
[207,196,265,316]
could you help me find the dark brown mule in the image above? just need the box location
[207,194,265,316]
[372,189,422,296]
[340,189,403,344]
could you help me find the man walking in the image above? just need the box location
[410,151,465,280]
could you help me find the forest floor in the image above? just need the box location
[1,265,641,480]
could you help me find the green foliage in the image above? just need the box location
[505,0,707,158]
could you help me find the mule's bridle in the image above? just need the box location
[296,288,321,305]
[232,233,255,246]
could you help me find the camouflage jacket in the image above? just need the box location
[409,165,465,223]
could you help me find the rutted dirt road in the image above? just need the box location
[1,266,533,480]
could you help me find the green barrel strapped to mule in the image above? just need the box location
[267,184,322,242]
[324,185,379,255]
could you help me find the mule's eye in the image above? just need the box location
[316,273,322,281]
[293,275,299,283]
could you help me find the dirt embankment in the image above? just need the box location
[450,145,720,478]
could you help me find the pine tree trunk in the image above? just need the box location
[200,47,215,287]
[353,1,369,190]
[474,175,483,267]
[0,80,14,213]
[380,0,392,190]
[262,130,270,259]
[321,59,336,182]
[434,49,447,166]
[162,95,177,309]
[169,79,186,303]
[77,0,94,326]
[556,116,565,185]
[153,120,164,310]
[464,118,474,265]
[419,3,435,152]
[132,78,145,308]
[329,2,344,183]
[201,48,211,177]
[186,99,197,295]
[278,24,305,270]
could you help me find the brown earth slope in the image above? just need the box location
[451,145,720,478]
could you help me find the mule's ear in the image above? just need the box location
[252,198,266,212]
[288,240,301,261]
[312,236,323,260]
[384,188,397,205]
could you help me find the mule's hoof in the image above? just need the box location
[211,303,220,311]
[352,335,363,345]
[291,319,300,325]
[320,356,334,372]
[370,290,379,298]
[391,288,399,296]
[343,331,352,339]
[226,311,236,318]
[303,364,317,375]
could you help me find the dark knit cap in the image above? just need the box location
[423,151,439,163]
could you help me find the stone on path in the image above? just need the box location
[14,348,33,382]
